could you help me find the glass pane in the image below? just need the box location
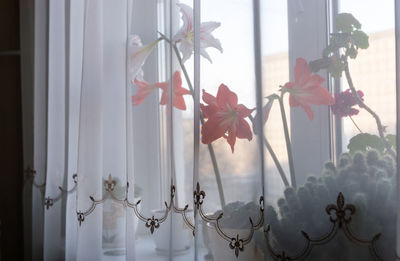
[193,0,264,260]
[260,1,398,260]
[337,1,397,260]
[131,1,195,260]
[261,0,290,204]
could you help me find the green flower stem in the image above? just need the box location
[343,61,396,159]
[171,42,226,208]
[349,115,362,133]
[263,136,290,187]
[248,115,289,187]
[279,93,296,188]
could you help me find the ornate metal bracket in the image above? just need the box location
[194,182,264,258]
[44,174,78,209]
[265,192,384,261]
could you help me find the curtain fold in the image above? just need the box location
[76,0,104,259]
[102,0,129,253]
[125,0,137,259]
[65,0,84,259]
[43,0,67,259]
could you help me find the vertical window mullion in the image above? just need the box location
[394,0,400,256]
[327,0,342,162]
[287,0,331,185]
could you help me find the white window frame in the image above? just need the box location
[287,0,338,184]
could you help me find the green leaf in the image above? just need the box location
[352,30,369,49]
[346,46,358,59]
[335,13,361,33]
[347,133,385,155]
[328,59,345,78]
[323,33,352,57]
[386,134,396,150]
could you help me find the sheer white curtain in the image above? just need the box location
[39,0,136,260]
[24,0,266,260]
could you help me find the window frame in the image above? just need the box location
[287,0,338,185]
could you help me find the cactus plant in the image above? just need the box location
[264,150,396,260]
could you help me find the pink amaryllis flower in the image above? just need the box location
[282,58,334,120]
[156,71,191,111]
[173,3,223,63]
[132,79,158,106]
[331,89,364,118]
[200,84,254,153]
[132,71,190,110]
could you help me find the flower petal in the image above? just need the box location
[294,58,311,86]
[300,103,314,120]
[173,71,182,88]
[202,89,217,105]
[159,87,169,106]
[155,81,169,91]
[226,125,237,153]
[129,37,159,81]
[172,95,187,110]
[173,5,222,64]
[179,40,193,64]
[216,84,238,108]
[132,79,156,106]
[200,48,213,63]
[289,93,315,120]
[200,21,221,34]
[302,74,325,89]
[201,35,223,54]
[176,3,193,32]
[236,104,255,118]
[200,104,216,118]
[236,118,253,141]
[299,86,334,105]
[201,116,228,145]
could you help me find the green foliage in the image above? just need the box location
[352,31,369,49]
[348,133,385,154]
[335,13,361,33]
[322,13,369,78]
[386,134,396,150]
[347,133,396,155]
[327,57,346,78]
[265,151,396,260]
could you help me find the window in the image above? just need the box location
[19,0,399,260]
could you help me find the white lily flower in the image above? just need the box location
[128,34,160,81]
[173,3,223,64]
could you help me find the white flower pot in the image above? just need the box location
[205,222,263,261]
[151,209,193,256]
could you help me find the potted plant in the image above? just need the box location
[130,2,397,259]
[259,13,397,260]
